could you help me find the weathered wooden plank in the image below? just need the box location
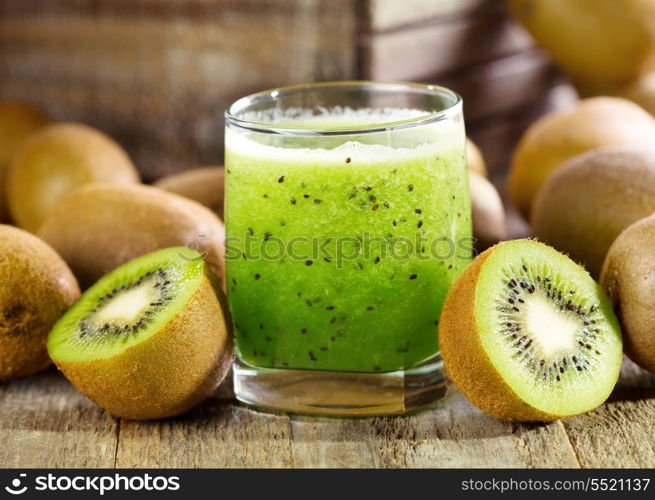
[290,392,579,468]
[115,398,295,468]
[366,0,497,32]
[467,82,578,176]
[289,417,378,467]
[561,359,655,468]
[362,8,532,81]
[439,51,560,124]
[0,0,358,180]
[0,368,117,468]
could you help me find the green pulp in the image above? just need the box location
[225,123,471,373]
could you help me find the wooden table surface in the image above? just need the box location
[0,356,653,469]
[1,207,654,469]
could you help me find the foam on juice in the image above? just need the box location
[226,107,464,165]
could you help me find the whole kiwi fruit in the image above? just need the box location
[532,146,655,278]
[48,247,232,420]
[469,171,507,252]
[440,239,622,421]
[508,97,655,219]
[466,138,487,177]
[0,224,80,381]
[7,122,140,232]
[154,167,225,219]
[621,72,655,116]
[601,214,655,372]
[38,184,225,289]
[507,0,655,89]
[0,101,49,222]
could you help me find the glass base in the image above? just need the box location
[233,354,451,417]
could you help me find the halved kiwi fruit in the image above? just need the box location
[440,239,622,421]
[48,247,232,420]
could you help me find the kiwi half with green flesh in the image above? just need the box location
[440,239,622,421]
[601,214,655,372]
[154,167,225,219]
[0,225,80,381]
[48,247,232,420]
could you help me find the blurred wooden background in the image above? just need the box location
[0,0,578,186]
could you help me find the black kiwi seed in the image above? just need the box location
[496,263,608,384]
[76,269,175,343]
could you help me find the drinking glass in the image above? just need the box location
[224,81,471,416]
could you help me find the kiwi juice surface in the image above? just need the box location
[225,107,471,373]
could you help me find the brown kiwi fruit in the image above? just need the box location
[48,247,232,420]
[532,145,655,278]
[621,72,655,116]
[466,138,487,177]
[6,122,140,232]
[508,97,655,219]
[601,214,655,372]
[0,101,49,222]
[0,225,80,381]
[38,184,225,290]
[469,171,507,252]
[440,239,622,421]
[154,167,225,219]
[507,0,655,88]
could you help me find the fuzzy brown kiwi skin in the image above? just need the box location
[38,184,225,290]
[439,244,560,422]
[154,167,225,219]
[52,271,233,420]
[0,225,80,381]
[469,171,507,252]
[532,145,655,278]
[7,123,140,232]
[600,215,655,372]
[0,101,49,223]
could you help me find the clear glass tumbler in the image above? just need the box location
[224,81,471,416]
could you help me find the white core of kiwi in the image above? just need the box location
[92,279,160,326]
[524,294,579,357]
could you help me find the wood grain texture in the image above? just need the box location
[290,393,578,468]
[0,368,117,468]
[116,400,294,468]
[0,0,358,180]
[0,358,654,468]
[366,0,497,32]
[561,359,655,468]
[362,6,532,81]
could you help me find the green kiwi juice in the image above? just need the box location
[225,108,471,373]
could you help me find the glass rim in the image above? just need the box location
[224,81,462,136]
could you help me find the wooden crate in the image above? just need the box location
[0,0,575,180]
